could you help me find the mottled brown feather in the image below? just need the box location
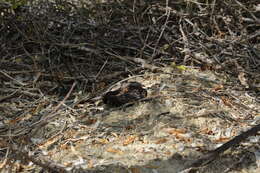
[103,82,147,107]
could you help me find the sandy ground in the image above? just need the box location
[30,66,259,172]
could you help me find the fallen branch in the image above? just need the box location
[183,124,260,170]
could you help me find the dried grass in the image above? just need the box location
[0,0,259,172]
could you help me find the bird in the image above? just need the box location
[102,82,147,107]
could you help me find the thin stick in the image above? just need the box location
[30,81,77,129]
[184,124,260,170]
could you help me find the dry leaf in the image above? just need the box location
[106,147,124,155]
[155,138,168,144]
[64,129,77,139]
[166,128,187,135]
[84,118,97,125]
[221,96,233,107]
[165,128,191,143]
[214,137,230,143]
[200,64,214,71]
[38,135,62,149]
[31,101,47,114]
[123,135,137,146]
[125,125,135,130]
[0,158,7,169]
[88,160,94,169]
[60,143,70,150]
[95,138,109,145]
[64,162,73,167]
[192,87,201,92]
[164,151,172,155]
[199,128,214,135]
[175,134,191,143]
[215,30,226,38]
[212,85,224,92]
[7,114,32,125]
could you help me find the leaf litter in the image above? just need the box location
[0,0,259,172]
[24,66,258,173]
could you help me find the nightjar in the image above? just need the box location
[102,82,147,107]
